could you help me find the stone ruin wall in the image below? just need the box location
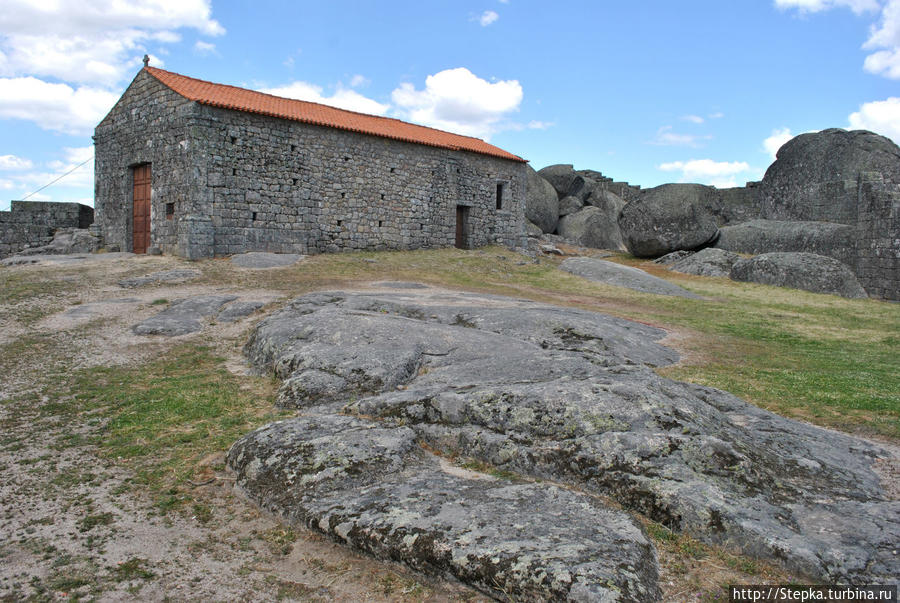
[856,173,900,300]
[0,201,93,258]
[94,70,526,259]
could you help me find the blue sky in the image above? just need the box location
[1,0,899,210]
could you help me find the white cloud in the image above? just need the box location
[682,114,705,124]
[774,0,880,14]
[349,74,370,88]
[848,97,900,142]
[658,159,752,188]
[863,0,900,78]
[479,10,500,26]
[391,68,523,140]
[0,155,33,170]
[0,0,223,87]
[650,126,712,147]
[709,112,725,119]
[0,77,118,135]
[527,120,554,130]
[763,127,796,160]
[864,48,900,77]
[777,0,900,79]
[261,81,390,116]
[0,0,224,37]
[194,40,216,55]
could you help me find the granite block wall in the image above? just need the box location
[0,201,94,258]
[856,174,900,300]
[94,70,199,255]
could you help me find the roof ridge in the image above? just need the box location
[143,67,526,162]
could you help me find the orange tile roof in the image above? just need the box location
[145,67,526,163]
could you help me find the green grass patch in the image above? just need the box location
[66,344,288,509]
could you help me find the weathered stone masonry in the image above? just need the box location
[0,201,93,258]
[95,69,526,259]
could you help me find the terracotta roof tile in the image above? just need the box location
[145,67,526,163]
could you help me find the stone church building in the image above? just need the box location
[94,65,527,258]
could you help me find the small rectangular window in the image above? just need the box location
[252,211,258,221]
[496,183,504,210]
[165,202,174,220]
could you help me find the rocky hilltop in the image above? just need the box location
[228,287,899,601]
[527,128,899,300]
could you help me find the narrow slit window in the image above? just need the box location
[232,168,237,175]
[337,220,342,227]
[252,211,258,221]
[496,183,504,210]
[165,203,175,220]
[378,220,383,228]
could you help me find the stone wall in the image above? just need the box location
[0,201,94,258]
[95,70,526,258]
[856,173,900,300]
[94,70,197,254]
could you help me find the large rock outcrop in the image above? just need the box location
[231,289,899,591]
[228,415,660,602]
[670,248,741,278]
[561,257,701,298]
[759,129,900,223]
[525,165,559,234]
[714,219,855,265]
[557,206,625,251]
[18,228,100,256]
[617,184,720,257]
[730,252,868,298]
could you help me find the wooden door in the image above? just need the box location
[132,164,151,254]
[455,205,469,249]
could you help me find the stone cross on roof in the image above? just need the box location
[143,55,149,67]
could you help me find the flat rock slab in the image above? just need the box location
[371,281,430,289]
[731,252,868,298]
[1,252,135,267]
[670,248,741,278]
[217,301,265,323]
[235,290,900,586]
[228,415,660,601]
[561,257,702,298]
[132,295,238,336]
[118,269,201,288]
[230,252,304,269]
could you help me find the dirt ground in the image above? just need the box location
[0,253,486,602]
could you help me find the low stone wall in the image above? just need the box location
[0,201,94,258]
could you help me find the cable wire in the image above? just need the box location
[21,155,93,201]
